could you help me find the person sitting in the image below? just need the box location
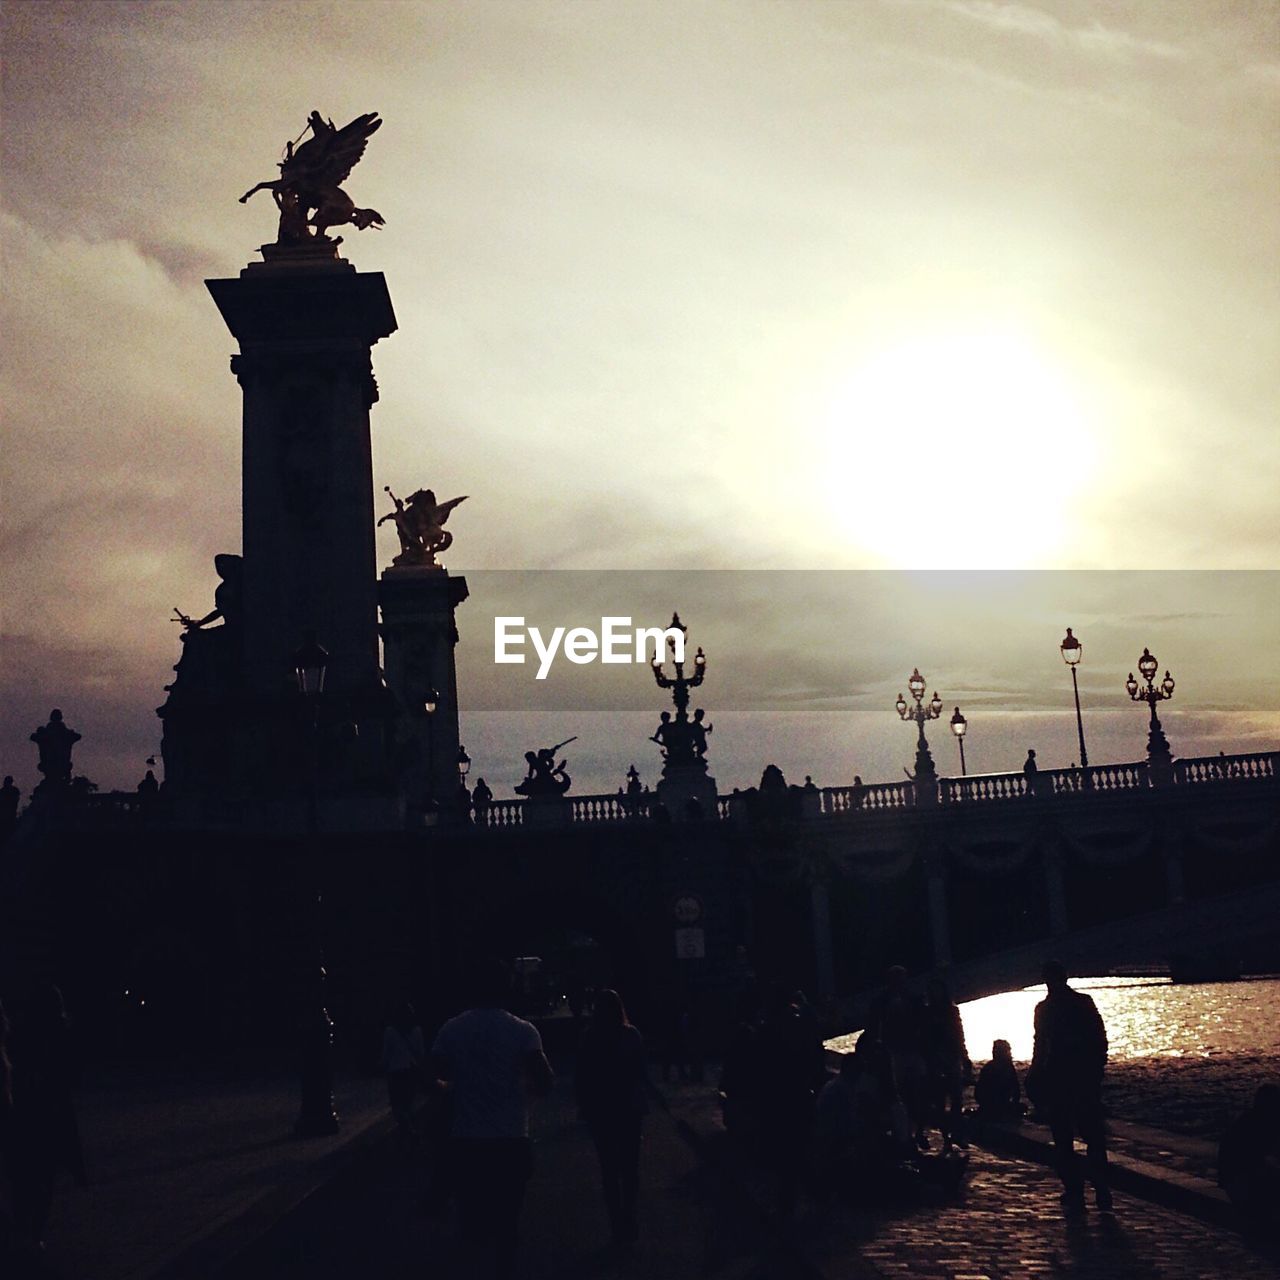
[1219,1083,1280,1240]
[974,1039,1023,1121]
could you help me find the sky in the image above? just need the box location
[1,1,1278,795]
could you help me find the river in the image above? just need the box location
[829,975,1280,1139]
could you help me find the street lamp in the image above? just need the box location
[1060,627,1090,773]
[1126,645,1176,782]
[949,706,968,776]
[896,667,943,795]
[457,743,471,785]
[289,634,339,1138]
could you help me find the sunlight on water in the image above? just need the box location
[959,976,1280,1064]
[829,977,1280,1065]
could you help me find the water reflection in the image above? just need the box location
[960,976,1280,1063]
[829,977,1280,1065]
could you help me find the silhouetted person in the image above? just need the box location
[1218,1084,1280,1239]
[471,777,493,824]
[431,960,553,1280]
[30,711,80,788]
[575,990,647,1246]
[1023,749,1039,797]
[813,1035,912,1196]
[382,1001,425,1141]
[922,977,969,1149]
[974,1039,1022,1121]
[6,984,87,1250]
[0,776,18,840]
[754,986,818,1217]
[867,966,929,1149]
[1027,960,1112,1211]
[849,776,866,810]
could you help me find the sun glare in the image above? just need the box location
[820,333,1097,568]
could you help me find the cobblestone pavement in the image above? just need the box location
[665,1083,1279,1280]
[797,1145,1279,1280]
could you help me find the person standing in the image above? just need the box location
[1027,960,1112,1211]
[575,989,647,1246]
[431,960,553,1280]
[922,976,969,1149]
[381,1001,425,1141]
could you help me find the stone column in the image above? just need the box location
[380,567,469,818]
[923,849,952,969]
[207,253,396,700]
[1043,845,1069,938]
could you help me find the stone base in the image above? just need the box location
[522,795,572,830]
[657,764,718,821]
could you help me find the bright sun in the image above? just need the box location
[820,332,1098,568]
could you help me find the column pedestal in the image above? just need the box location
[380,567,469,822]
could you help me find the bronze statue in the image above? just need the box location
[240,111,385,245]
[378,487,468,567]
[514,738,576,798]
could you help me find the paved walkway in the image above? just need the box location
[29,1061,387,1280]
[19,1067,1279,1279]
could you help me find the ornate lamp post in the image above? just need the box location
[457,743,471,786]
[650,612,706,718]
[1060,627,1090,773]
[1126,646,1176,784]
[949,706,968,776]
[896,667,943,800]
[290,634,340,1137]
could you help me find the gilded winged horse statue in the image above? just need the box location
[240,110,385,245]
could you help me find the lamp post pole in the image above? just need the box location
[422,687,439,823]
[1126,646,1176,784]
[896,668,943,803]
[291,635,339,1137]
[949,706,968,776]
[1060,628,1090,781]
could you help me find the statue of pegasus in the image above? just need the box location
[240,110,385,245]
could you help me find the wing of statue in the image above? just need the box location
[436,495,469,526]
[303,112,382,189]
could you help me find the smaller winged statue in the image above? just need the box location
[379,486,468,568]
[240,110,385,245]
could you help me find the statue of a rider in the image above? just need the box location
[378,486,468,568]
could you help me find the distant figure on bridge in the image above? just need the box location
[1023,749,1040,797]
[1218,1083,1280,1240]
[849,775,866,809]
[974,1039,1022,1121]
[471,777,493,824]
[1026,960,1112,1212]
[0,775,19,839]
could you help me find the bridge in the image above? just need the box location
[2,750,1276,1049]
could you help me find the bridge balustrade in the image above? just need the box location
[1175,751,1279,784]
[820,780,912,814]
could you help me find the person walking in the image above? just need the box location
[6,984,87,1251]
[1027,960,1113,1211]
[575,989,647,1246]
[922,976,969,1149]
[431,959,553,1280]
[381,1001,425,1141]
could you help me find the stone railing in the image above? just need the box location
[1174,751,1279,785]
[820,780,913,814]
[459,748,1277,831]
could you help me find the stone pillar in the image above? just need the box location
[809,878,836,1000]
[207,253,396,700]
[380,567,469,817]
[1043,846,1069,938]
[923,849,951,969]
